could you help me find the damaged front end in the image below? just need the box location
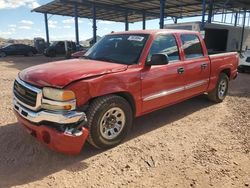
[13,77,89,155]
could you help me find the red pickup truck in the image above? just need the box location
[13,30,238,154]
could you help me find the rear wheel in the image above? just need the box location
[86,95,133,149]
[208,73,229,103]
[27,51,34,57]
[0,52,6,57]
[49,50,56,57]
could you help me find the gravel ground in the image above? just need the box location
[0,56,249,188]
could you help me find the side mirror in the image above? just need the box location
[146,54,169,66]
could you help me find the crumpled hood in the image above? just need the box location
[19,59,128,88]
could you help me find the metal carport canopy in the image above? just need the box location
[33,0,250,23]
[32,0,250,49]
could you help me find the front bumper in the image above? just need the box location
[13,98,84,124]
[13,98,89,155]
[15,111,89,155]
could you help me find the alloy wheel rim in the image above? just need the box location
[100,107,126,140]
[218,79,227,99]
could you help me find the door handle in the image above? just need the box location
[201,63,208,69]
[177,67,185,74]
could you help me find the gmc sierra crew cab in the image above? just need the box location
[13,30,239,154]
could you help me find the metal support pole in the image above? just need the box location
[44,13,50,47]
[74,3,79,45]
[92,4,97,44]
[125,11,129,31]
[159,0,165,29]
[142,12,146,30]
[208,0,214,23]
[174,17,178,24]
[201,0,206,30]
[240,9,247,53]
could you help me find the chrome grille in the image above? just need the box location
[13,78,42,111]
[14,80,37,107]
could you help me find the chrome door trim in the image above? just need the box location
[143,79,209,102]
[143,86,185,101]
[185,79,209,90]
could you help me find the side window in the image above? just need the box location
[181,34,204,59]
[7,45,15,50]
[148,34,180,62]
[57,42,64,48]
[18,44,25,50]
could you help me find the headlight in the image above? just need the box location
[42,88,76,111]
[43,87,75,101]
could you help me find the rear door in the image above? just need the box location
[19,44,28,55]
[141,34,186,113]
[180,34,210,97]
[15,44,24,55]
[7,44,17,55]
[56,42,65,54]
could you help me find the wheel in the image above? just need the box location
[27,51,34,57]
[0,52,6,57]
[49,50,56,57]
[208,73,229,103]
[86,95,133,149]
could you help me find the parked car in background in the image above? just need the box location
[44,41,77,57]
[0,44,37,57]
[71,48,89,58]
[238,50,250,72]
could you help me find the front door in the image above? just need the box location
[141,34,186,113]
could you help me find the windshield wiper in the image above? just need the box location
[95,57,119,64]
[82,55,93,60]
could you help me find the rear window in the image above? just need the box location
[181,34,204,59]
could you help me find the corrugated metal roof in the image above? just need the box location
[32,0,250,23]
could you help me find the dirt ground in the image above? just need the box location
[0,56,249,188]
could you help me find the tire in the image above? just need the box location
[49,50,56,57]
[208,73,229,103]
[0,52,6,57]
[86,95,133,149]
[27,51,34,57]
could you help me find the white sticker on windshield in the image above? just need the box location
[128,36,144,42]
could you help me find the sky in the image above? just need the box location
[0,0,244,41]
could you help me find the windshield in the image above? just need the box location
[84,34,149,65]
[3,44,11,48]
[50,41,59,47]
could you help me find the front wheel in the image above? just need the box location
[208,73,229,103]
[0,52,6,57]
[86,95,133,149]
[49,50,56,57]
[27,51,34,57]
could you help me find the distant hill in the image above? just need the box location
[0,38,34,47]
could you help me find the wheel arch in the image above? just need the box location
[220,68,231,78]
[114,92,136,117]
[88,92,136,117]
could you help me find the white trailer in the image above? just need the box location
[165,22,250,54]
